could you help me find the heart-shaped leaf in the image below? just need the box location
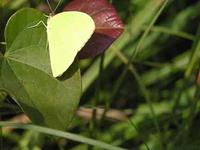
[64,0,124,59]
[0,8,81,130]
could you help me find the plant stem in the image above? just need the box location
[186,85,200,129]
[89,54,105,150]
[128,119,150,150]
[106,0,169,149]
[185,26,200,77]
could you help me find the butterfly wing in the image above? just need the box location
[47,11,95,77]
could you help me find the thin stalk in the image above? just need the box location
[115,46,181,129]
[141,25,195,41]
[173,82,200,143]
[186,85,200,129]
[185,26,200,77]
[128,119,150,150]
[131,0,169,59]
[89,54,105,150]
[172,26,200,140]
[103,0,168,149]
[129,65,164,147]
[171,84,185,127]
[173,62,200,144]
[185,64,200,129]
[184,26,200,128]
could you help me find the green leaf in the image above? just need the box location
[5,8,51,74]
[0,8,81,130]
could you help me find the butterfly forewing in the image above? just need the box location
[47,11,95,77]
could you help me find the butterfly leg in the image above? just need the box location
[28,20,47,29]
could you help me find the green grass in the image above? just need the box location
[1,0,200,149]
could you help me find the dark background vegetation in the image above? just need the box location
[1,0,200,149]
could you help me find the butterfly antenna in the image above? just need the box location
[54,0,62,12]
[46,0,54,14]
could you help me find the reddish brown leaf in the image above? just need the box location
[63,0,124,59]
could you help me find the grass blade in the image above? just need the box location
[0,122,127,150]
